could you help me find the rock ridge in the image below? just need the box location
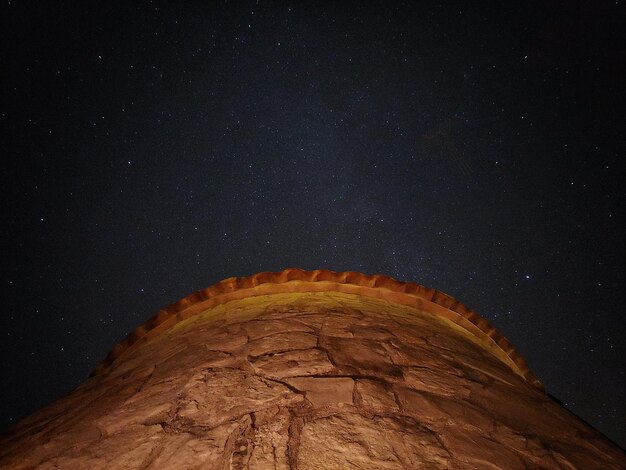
[94,269,539,387]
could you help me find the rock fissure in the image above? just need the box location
[247,347,323,361]
[286,413,304,470]
[262,378,307,398]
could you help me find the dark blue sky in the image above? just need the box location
[1,1,624,447]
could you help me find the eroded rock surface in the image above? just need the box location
[1,291,624,469]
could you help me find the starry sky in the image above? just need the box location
[1,1,624,447]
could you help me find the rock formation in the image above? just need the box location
[1,269,624,469]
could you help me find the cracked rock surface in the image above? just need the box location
[1,291,624,469]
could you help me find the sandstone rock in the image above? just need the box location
[249,348,335,379]
[354,378,399,411]
[285,377,354,406]
[298,413,452,469]
[1,270,623,469]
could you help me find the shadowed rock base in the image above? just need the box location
[1,291,624,469]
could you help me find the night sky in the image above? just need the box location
[2,1,624,448]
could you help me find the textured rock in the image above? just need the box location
[1,271,624,469]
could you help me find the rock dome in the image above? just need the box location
[1,269,624,468]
